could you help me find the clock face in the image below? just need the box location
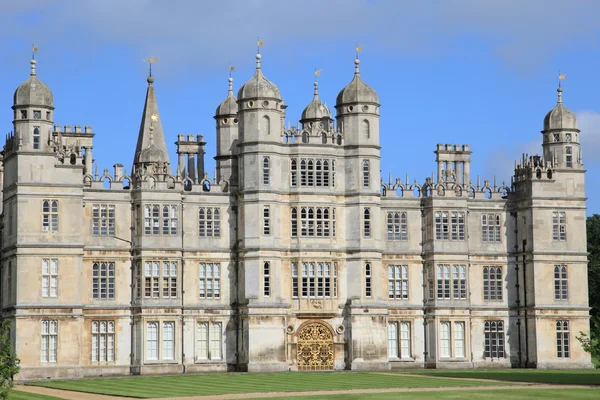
[33,110,41,119]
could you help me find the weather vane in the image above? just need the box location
[257,38,264,54]
[229,63,235,78]
[315,68,321,82]
[558,71,566,88]
[143,56,159,77]
[32,42,39,60]
[356,42,363,58]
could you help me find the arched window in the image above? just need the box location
[263,157,270,185]
[362,119,370,138]
[262,115,271,135]
[302,132,309,143]
[336,135,342,145]
[290,159,297,187]
[321,132,327,144]
[363,208,371,238]
[33,127,40,150]
[307,160,314,186]
[362,160,370,188]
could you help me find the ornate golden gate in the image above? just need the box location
[296,322,334,371]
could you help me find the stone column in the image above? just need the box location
[187,154,196,183]
[464,161,471,185]
[85,147,93,175]
[178,152,185,178]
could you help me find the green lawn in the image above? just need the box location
[254,389,600,400]
[29,372,510,398]
[399,369,600,385]
[8,391,62,400]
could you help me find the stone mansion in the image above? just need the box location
[0,51,592,380]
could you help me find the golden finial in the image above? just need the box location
[257,38,264,54]
[315,69,321,82]
[32,42,39,60]
[229,63,235,77]
[143,56,159,77]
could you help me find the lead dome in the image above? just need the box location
[237,54,281,101]
[543,88,577,131]
[13,60,53,107]
[336,58,378,106]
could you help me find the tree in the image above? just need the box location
[0,318,20,400]
[582,214,600,367]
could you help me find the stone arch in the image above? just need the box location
[296,321,334,371]
[262,115,271,135]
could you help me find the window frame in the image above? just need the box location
[42,199,59,233]
[556,320,570,358]
[263,261,271,297]
[436,264,467,300]
[364,208,371,238]
[387,212,408,241]
[292,261,338,299]
[388,265,409,300]
[262,156,270,186]
[199,263,221,299]
[481,214,502,243]
[41,259,58,298]
[41,320,58,363]
[199,207,221,238]
[484,320,505,359]
[144,204,178,235]
[552,212,567,241]
[91,320,115,362]
[365,262,372,298]
[92,204,116,236]
[92,261,115,300]
[483,266,503,301]
[196,321,223,361]
[554,265,568,300]
[362,160,370,188]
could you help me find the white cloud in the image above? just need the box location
[2,0,600,73]
[577,110,600,163]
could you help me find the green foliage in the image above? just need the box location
[0,319,20,400]
[586,215,600,367]
[577,315,600,368]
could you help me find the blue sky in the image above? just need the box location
[2,0,600,214]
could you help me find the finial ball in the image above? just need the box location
[228,77,233,83]
[147,76,155,84]
[31,59,37,65]
[256,54,262,60]
[557,87,563,92]
[354,59,360,65]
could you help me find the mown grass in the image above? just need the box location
[399,369,600,385]
[29,372,510,398]
[255,389,600,400]
[8,391,62,400]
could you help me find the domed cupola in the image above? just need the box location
[543,88,577,131]
[13,59,54,108]
[216,77,238,116]
[336,58,378,106]
[301,81,331,122]
[237,54,281,101]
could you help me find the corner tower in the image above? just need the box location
[214,76,239,187]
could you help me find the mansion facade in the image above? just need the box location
[0,52,593,380]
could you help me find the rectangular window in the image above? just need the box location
[91,321,115,362]
[566,146,572,167]
[296,158,334,188]
[363,160,370,188]
[483,266,503,301]
[554,265,568,300]
[293,261,337,299]
[365,262,372,298]
[196,322,222,361]
[33,110,41,119]
[146,322,158,361]
[556,320,570,358]
[144,205,177,235]
[435,211,449,240]
[454,322,465,358]
[263,262,271,297]
[387,212,408,241]
[435,211,465,241]
[20,110,27,119]
[481,214,502,242]
[92,204,115,236]
[41,320,58,363]
[388,322,398,358]
[552,212,566,241]
[263,206,270,235]
[42,199,59,232]
[42,259,58,298]
[389,321,411,359]
[440,322,450,358]
[92,261,115,300]
[436,264,466,299]
[199,207,220,238]
[199,263,221,299]
[162,322,175,360]
[388,265,408,300]
[163,262,178,298]
[293,207,335,237]
[144,261,160,298]
[484,321,505,359]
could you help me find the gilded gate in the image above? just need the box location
[296,322,334,371]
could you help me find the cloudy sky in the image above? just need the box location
[2,0,600,213]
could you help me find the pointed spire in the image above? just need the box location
[133,74,170,170]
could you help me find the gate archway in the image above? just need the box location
[296,321,334,371]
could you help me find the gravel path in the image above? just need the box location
[14,381,600,400]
